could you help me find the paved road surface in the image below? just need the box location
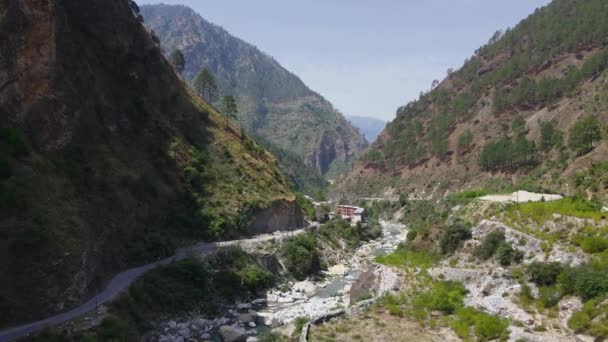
[0,229,305,342]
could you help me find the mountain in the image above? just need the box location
[140,4,367,177]
[0,0,299,327]
[346,115,386,143]
[336,0,608,200]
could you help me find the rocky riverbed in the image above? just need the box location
[149,220,408,342]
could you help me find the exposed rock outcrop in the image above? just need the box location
[349,271,377,304]
[249,200,305,235]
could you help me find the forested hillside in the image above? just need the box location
[141,4,367,179]
[0,0,297,327]
[337,0,608,200]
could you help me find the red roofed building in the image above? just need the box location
[336,205,365,223]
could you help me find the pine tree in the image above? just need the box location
[170,49,185,75]
[222,95,238,126]
[193,68,219,103]
[569,116,602,155]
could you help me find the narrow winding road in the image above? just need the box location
[0,229,305,342]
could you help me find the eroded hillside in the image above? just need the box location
[337,0,608,201]
[0,0,298,327]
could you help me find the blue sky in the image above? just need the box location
[140,0,551,120]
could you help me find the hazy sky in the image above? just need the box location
[140,0,551,121]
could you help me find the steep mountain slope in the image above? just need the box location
[347,115,386,143]
[337,0,608,200]
[140,4,367,177]
[0,0,299,327]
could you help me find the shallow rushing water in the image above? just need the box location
[257,220,408,327]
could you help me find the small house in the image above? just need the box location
[336,205,365,223]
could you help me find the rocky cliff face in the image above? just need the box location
[249,200,305,235]
[140,4,367,176]
[0,0,296,326]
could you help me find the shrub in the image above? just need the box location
[578,236,608,254]
[574,269,608,300]
[589,322,608,338]
[568,311,591,333]
[474,230,505,260]
[111,250,275,331]
[0,127,29,157]
[440,220,472,254]
[447,189,489,204]
[375,243,439,269]
[519,284,534,303]
[296,193,315,220]
[538,286,563,308]
[209,248,275,297]
[414,281,467,314]
[496,242,524,266]
[0,154,11,180]
[98,315,129,341]
[125,259,210,317]
[281,232,321,280]
[527,262,563,286]
[558,264,608,300]
[457,130,474,153]
[293,316,310,336]
[451,307,509,341]
[475,311,510,341]
[319,218,381,249]
[258,331,285,342]
[387,303,404,317]
[506,197,604,225]
[237,263,275,293]
[0,178,26,209]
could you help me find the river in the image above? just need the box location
[153,220,408,342]
[257,220,408,329]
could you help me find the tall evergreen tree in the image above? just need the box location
[193,68,219,103]
[170,49,185,75]
[222,95,238,126]
[569,116,602,155]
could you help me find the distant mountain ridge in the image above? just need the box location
[347,116,386,143]
[141,4,367,177]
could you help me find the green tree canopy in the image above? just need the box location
[569,116,602,155]
[193,68,219,103]
[539,120,563,151]
[457,130,473,154]
[222,95,238,124]
[170,49,185,75]
[511,115,527,137]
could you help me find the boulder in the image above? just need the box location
[178,328,192,339]
[237,302,252,310]
[219,325,247,342]
[350,271,377,304]
[251,298,267,306]
[238,311,259,324]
